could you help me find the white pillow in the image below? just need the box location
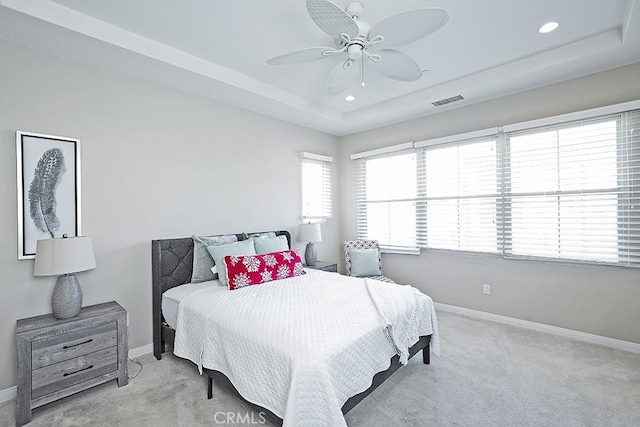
[206,239,256,286]
[254,235,289,254]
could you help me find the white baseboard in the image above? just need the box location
[435,302,640,354]
[128,343,153,359]
[0,386,17,405]
[0,343,155,404]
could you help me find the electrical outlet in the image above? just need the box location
[483,284,491,295]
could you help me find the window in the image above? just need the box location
[423,139,498,253]
[356,151,418,248]
[504,118,627,264]
[301,152,332,220]
[353,103,640,266]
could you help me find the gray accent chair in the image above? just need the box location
[343,239,395,283]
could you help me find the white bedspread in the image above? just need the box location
[174,270,439,427]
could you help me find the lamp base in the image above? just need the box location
[305,242,317,266]
[51,274,83,319]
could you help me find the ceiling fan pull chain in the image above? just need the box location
[361,55,366,86]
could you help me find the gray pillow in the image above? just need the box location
[206,239,257,286]
[244,231,276,239]
[191,234,238,283]
[254,235,289,254]
[350,248,381,277]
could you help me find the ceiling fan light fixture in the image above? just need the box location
[538,22,559,34]
[345,95,356,101]
[348,44,363,60]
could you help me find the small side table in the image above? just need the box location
[305,261,338,272]
[16,301,128,426]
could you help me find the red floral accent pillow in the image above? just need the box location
[224,250,306,290]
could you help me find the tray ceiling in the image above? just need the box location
[1,0,639,136]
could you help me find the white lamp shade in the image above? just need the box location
[299,223,322,243]
[34,236,96,276]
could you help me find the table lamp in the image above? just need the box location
[34,235,96,319]
[299,223,322,266]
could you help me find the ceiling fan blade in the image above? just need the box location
[267,47,337,65]
[306,0,359,39]
[369,9,449,47]
[327,59,360,95]
[370,49,422,82]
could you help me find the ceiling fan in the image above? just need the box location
[267,0,449,96]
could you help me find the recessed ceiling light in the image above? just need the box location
[539,22,559,34]
[345,95,356,102]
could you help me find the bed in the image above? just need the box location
[152,231,439,426]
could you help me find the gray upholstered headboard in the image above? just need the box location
[151,231,291,295]
[151,237,194,293]
[151,231,291,359]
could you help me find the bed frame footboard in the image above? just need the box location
[204,334,432,426]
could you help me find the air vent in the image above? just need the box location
[432,95,465,107]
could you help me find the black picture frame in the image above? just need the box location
[16,131,81,260]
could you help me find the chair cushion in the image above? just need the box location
[350,248,382,277]
[344,239,383,276]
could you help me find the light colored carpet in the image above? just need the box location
[1,311,639,426]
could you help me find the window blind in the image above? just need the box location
[301,152,333,220]
[421,137,499,253]
[355,149,419,248]
[353,103,640,267]
[502,111,640,265]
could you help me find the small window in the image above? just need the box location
[301,152,332,221]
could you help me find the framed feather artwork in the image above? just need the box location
[16,132,82,260]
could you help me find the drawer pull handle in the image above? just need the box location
[63,365,94,376]
[63,339,93,349]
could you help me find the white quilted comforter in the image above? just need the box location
[173,269,439,427]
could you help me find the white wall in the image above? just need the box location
[0,40,339,391]
[338,62,640,345]
[2,35,638,394]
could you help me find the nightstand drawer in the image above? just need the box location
[32,346,118,399]
[32,322,117,369]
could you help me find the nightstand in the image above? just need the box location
[305,261,338,272]
[16,301,128,426]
